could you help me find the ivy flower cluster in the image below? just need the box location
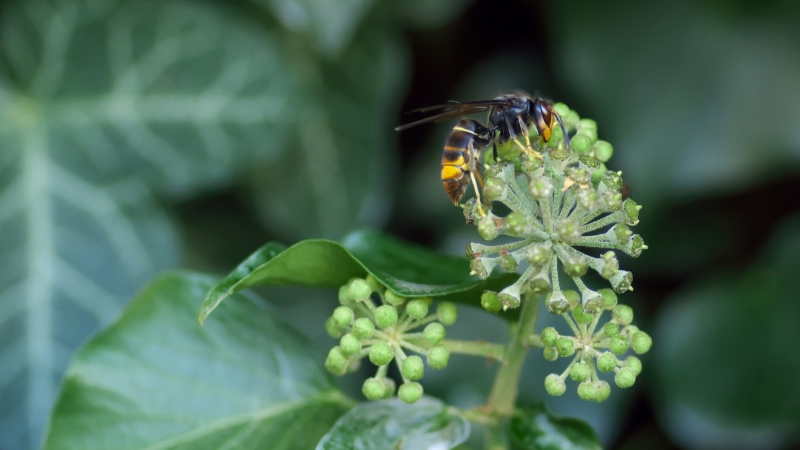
[324,276,458,404]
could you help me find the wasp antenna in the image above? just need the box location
[554,113,571,151]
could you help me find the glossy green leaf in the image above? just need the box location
[0,1,297,448]
[43,271,351,450]
[198,228,518,324]
[508,403,601,450]
[316,397,469,450]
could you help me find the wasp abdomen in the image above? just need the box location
[441,119,487,205]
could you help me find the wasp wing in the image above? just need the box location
[408,99,511,114]
[395,108,493,131]
[395,99,511,132]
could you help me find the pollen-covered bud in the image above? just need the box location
[600,170,623,192]
[406,299,429,319]
[609,335,629,355]
[577,381,598,400]
[562,253,588,277]
[424,323,445,344]
[483,177,505,201]
[348,279,372,301]
[593,141,613,163]
[332,306,354,327]
[557,337,575,357]
[478,215,500,240]
[546,290,570,314]
[338,285,354,305]
[362,377,385,400]
[577,189,599,211]
[612,304,634,325]
[504,211,527,236]
[631,331,652,354]
[602,191,624,211]
[570,362,591,382]
[615,367,636,388]
[428,345,450,369]
[498,253,518,272]
[540,327,559,347]
[567,167,591,185]
[527,271,551,293]
[626,356,643,375]
[437,302,458,325]
[556,217,582,244]
[339,333,361,356]
[402,355,425,380]
[545,374,566,396]
[543,346,558,361]
[384,290,406,306]
[610,270,633,293]
[528,176,555,199]
[598,287,618,309]
[603,322,620,337]
[398,382,423,404]
[369,343,394,366]
[352,317,375,339]
[325,347,349,375]
[481,291,502,313]
[374,305,398,328]
[597,351,617,372]
[623,198,641,223]
[325,317,343,338]
[526,245,551,268]
[594,381,611,402]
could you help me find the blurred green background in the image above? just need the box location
[1,0,799,449]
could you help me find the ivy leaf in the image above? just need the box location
[316,397,469,450]
[43,271,352,450]
[198,228,518,324]
[0,0,296,448]
[508,404,601,450]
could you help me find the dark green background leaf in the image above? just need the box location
[316,397,469,450]
[509,403,601,450]
[43,271,351,450]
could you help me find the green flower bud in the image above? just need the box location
[402,355,425,380]
[557,337,575,357]
[577,381,598,400]
[594,381,611,402]
[348,279,372,301]
[526,245,551,267]
[631,331,652,354]
[546,290,570,314]
[610,270,633,293]
[348,357,362,373]
[498,253,518,272]
[352,317,375,339]
[563,290,580,308]
[325,347,348,375]
[570,362,591,382]
[626,235,646,258]
[582,291,605,313]
[549,145,570,161]
[527,271,551,293]
[384,290,406,306]
[362,377,385,400]
[612,304,634,325]
[577,189,598,211]
[484,164,502,178]
[598,287,618,309]
[572,304,595,325]
[325,317,343,338]
[332,306,354,327]
[614,223,632,244]
[339,333,361,356]
[365,274,383,292]
[553,103,570,117]
[437,302,458,325]
[543,346,559,361]
[540,327,558,347]
[424,323,446,344]
[522,156,544,172]
[483,177,505,201]
[623,198,640,222]
[615,367,636,388]
[579,118,597,131]
[481,291,501,313]
[478,215,500,240]
[563,110,580,130]
[469,258,490,279]
[579,154,601,168]
[601,170,623,192]
[374,305,398,329]
[427,345,450,369]
[562,253,588,277]
[338,285,353,305]
[597,252,619,279]
[406,299,429,319]
[369,343,394,366]
[498,292,521,310]
[504,211,527,236]
[398,382,423,404]
[528,176,554,199]
[591,165,607,186]
[603,322,620,337]
[556,217,582,244]
[602,191,623,211]
[626,356,643,375]
[567,167,591,185]
[571,132,596,155]
[609,335,629,355]
[593,141,613,162]
[597,352,617,372]
[382,378,396,398]
[545,374,566,396]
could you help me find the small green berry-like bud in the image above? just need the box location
[597,252,619,279]
[546,291,570,314]
[325,347,348,375]
[549,145,570,161]
[610,270,633,293]
[631,331,652,354]
[562,253,588,277]
[626,235,646,258]
[553,102,570,117]
[339,333,361,356]
[615,367,636,388]
[522,157,543,172]
[369,343,394,366]
[579,118,597,131]
[545,374,566,396]
[352,317,375,339]
[597,352,617,372]
[609,335,629,355]
[594,381,611,402]
[577,189,598,211]
[469,258,490,280]
[543,346,559,361]
[612,304,634,325]
[601,170,623,192]
[406,299,429,319]
[579,154,601,168]
[498,253,518,272]
[591,165,607,186]
[348,279,372,301]
[481,291,502,313]
[614,223,632,244]
[498,292,521,310]
[570,362,591,382]
[402,355,424,380]
[365,274,383,292]
[526,245,551,267]
[374,305,398,328]
[571,132,596,155]
[478,215,500,240]
[332,306,354,327]
[483,177,505,201]
[504,211,527,235]
[527,272,551,294]
[398,382,423,404]
[384,290,406,306]
[603,322,620,337]
[540,327,558,347]
[382,378,396,398]
[557,337,575,357]
[424,323,446,344]
[556,217,582,244]
[593,141,613,162]
[325,317,343,338]
[437,302,458,325]
[598,288,618,309]
[626,356,643,375]
[582,291,605,314]
[528,176,555,199]
[572,305,595,325]
[563,290,580,308]
[623,198,640,222]
[428,345,450,369]
[362,378,385,400]
[338,285,353,305]
[577,381,598,400]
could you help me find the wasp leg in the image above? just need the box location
[517,117,543,160]
[468,140,486,217]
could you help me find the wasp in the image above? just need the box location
[395,93,570,216]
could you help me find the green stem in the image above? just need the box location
[403,337,507,361]
[486,293,540,417]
